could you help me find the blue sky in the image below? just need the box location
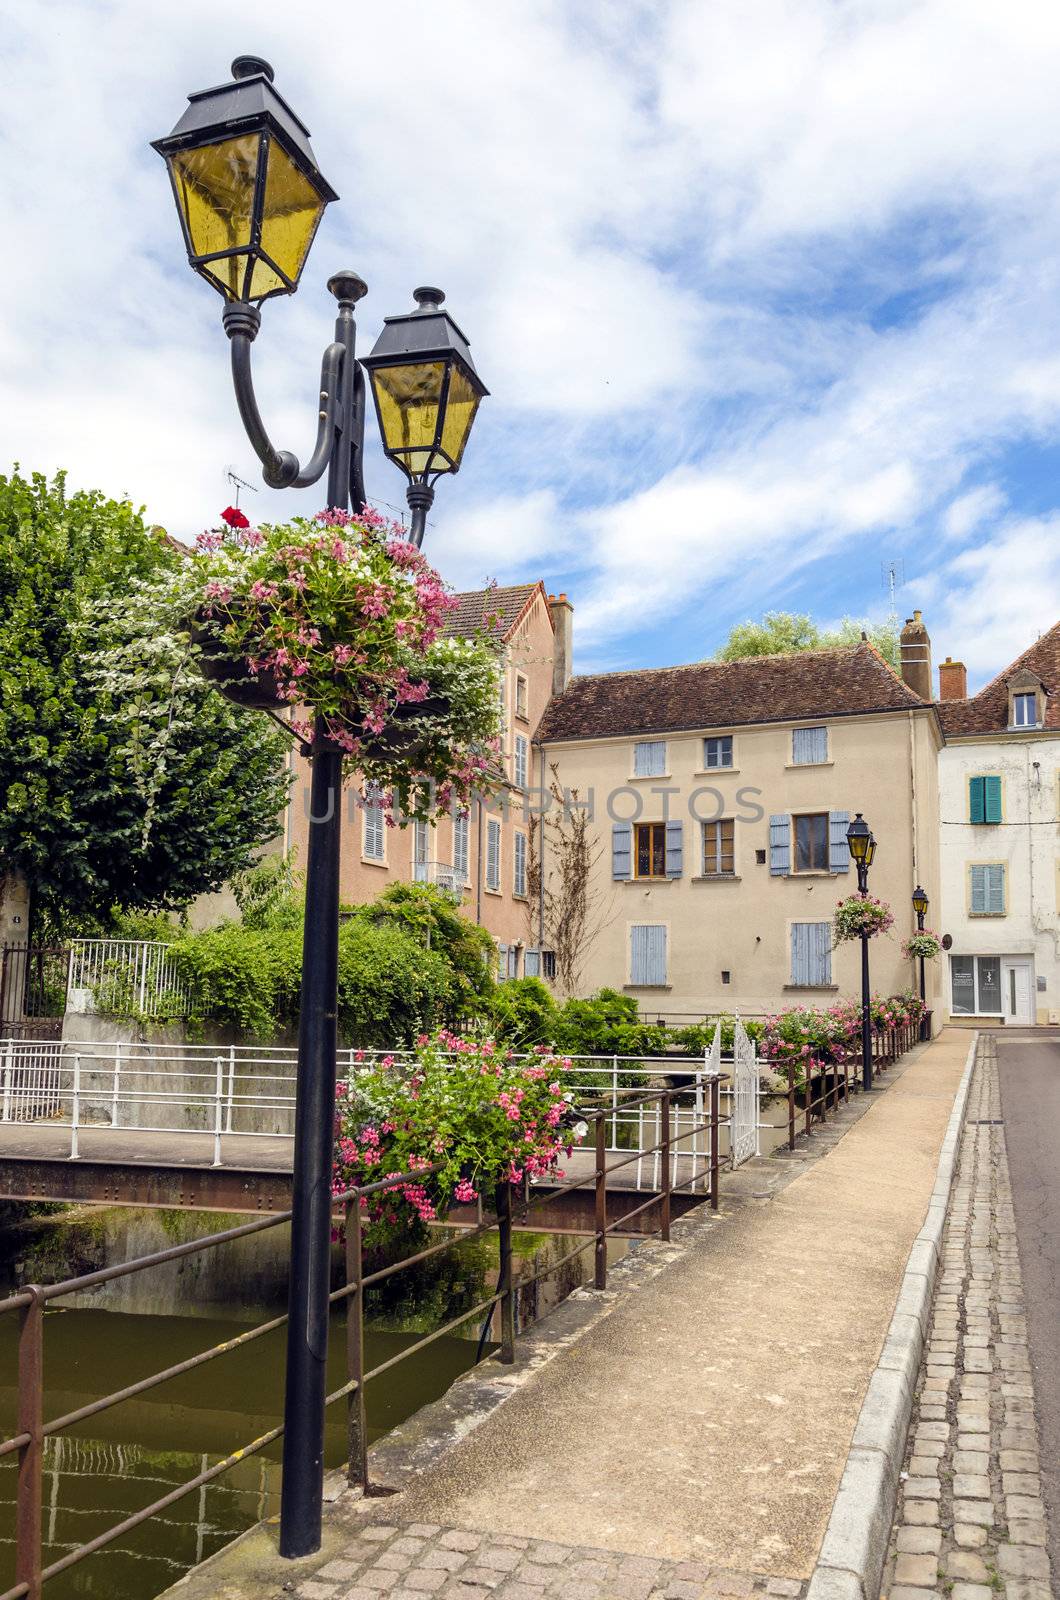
[2,0,1059,689]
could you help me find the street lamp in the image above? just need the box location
[846,814,877,1091]
[912,884,929,1007]
[153,57,488,1562]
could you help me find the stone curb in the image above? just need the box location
[805,1032,979,1600]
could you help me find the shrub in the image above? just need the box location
[489,977,558,1046]
[351,881,494,1023]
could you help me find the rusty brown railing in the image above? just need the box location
[0,1084,727,1598]
[772,1020,922,1152]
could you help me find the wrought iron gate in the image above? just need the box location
[0,943,69,1040]
[731,1017,759,1167]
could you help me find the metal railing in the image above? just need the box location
[65,939,190,1021]
[767,1019,921,1149]
[411,859,468,894]
[0,1084,723,1600]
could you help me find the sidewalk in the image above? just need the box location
[881,1035,1054,1600]
[165,1031,971,1600]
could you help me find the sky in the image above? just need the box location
[2,0,1060,689]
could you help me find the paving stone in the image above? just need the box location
[893,1552,939,1586]
[904,1476,941,1499]
[298,1583,339,1599]
[907,1456,941,1477]
[896,1527,941,1554]
[945,1550,988,1580]
[902,1500,940,1525]
[365,1527,399,1542]
[458,1568,502,1591]
[320,1561,366,1581]
[479,1550,521,1573]
[527,1543,569,1565]
[765,1581,801,1597]
[1007,1495,1045,1523]
[996,1544,1051,1580]
[407,1527,444,1539]
[441,1533,484,1553]
[359,1575,400,1594]
[949,1586,993,1600]
[952,1474,992,1499]
[376,1553,414,1572]
[703,1579,754,1598]
[403,1574,447,1594]
[1003,1472,1042,1496]
[509,1565,554,1587]
[422,1551,470,1573]
[952,1451,989,1474]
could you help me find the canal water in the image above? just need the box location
[0,1204,622,1600]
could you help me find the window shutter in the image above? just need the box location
[633,740,665,777]
[970,865,986,914]
[790,923,809,984]
[969,777,985,824]
[769,815,790,876]
[524,949,540,977]
[987,863,1005,914]
[612,821,632,880]
[811,922,832,984]
[631,925,666,986]
[828,811,850,872]
[793,726,827,764]
[497,942,508,979]
[984,776,1002,824]
[665,819,683,878]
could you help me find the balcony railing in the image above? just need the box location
[412,859,468,895]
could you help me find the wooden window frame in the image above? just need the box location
[701,817,735,876]
[792,811,830,873]
[634,821,668,879]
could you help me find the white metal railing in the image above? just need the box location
[66,940,191,1021]
[411,859,468,894]
[0,1039,765,1189]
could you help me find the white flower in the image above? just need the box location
[572,1121,589,1140]
[563,1091,574,1103]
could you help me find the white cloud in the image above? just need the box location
[2,0,1060,680]
[931,515,1060,685]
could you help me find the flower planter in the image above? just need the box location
[354,695,452,761]
[186,613,286,711]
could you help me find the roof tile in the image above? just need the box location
[937,621,1060,735]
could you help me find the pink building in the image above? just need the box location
[287,582,571,978]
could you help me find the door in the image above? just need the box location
[1002,960,1034,1024]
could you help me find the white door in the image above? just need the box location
[1001,960,1034,1024]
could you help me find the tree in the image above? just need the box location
[351,881,495,1022]
[527,766,613,997]
[713,610,899,669]
[0,469,290,924]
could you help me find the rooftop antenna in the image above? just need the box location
[224,467,258,509]
[881,557,904,636]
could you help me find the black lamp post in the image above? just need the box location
[846,814,877,1091]
[152,58,487,1561]
[912,884,929,1005]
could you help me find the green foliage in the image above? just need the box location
[231,852,303,930]
[169,911,451,1046]
[352,881,495,1022]
[714,609,900,670]
[489,977,558,1046]
[0,469,289,919]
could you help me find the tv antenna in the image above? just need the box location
[881,558,904,631]
[224,467,258,509]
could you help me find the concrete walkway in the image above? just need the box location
[165,1031,970,1600]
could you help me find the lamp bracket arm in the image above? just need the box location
[222,304,339,492]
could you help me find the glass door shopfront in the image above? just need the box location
[950,954,1034,1022]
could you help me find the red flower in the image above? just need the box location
[221,505,250,529]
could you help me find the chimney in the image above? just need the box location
[899,609,932,701]
[938,655,968,700]
[548,592,573,694]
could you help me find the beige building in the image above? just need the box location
[534,641,942,1020]
[287,582,566,974]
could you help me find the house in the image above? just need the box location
[286,582,563,973]
[935,623,1060,1026]
[534,637,942,1020]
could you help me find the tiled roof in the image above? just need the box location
[937,621,1060,735]
[537,642,925,742]
[443,583,545,641]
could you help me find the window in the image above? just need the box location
[516,674,529,720]
[790,922,832,986]
[792,726,828,765]
[541,951,556,980]
[1013,692,1038,728]
[702,818,735,875]
[969,776,1002,824]
[633,740,666,777]
[485,820,501,891]
[412,820,429,882]
[630,925,667,986]
[635,822,667,878]
[969,863,1005,916]
[951,955,1002,1015]
[703,736,733,769]
[452,811,469,882]
[514,831,527,897]
[793,813,829,871]
[513,734,529,790]
[363,786,385,861]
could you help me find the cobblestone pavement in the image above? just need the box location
[882,1035,1054,1600]
[285,1521,803,1600]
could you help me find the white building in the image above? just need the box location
[936,624,1060,1026]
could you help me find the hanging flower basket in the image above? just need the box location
[167,507,504,815]
[901,930,941,961]
[832,894,894,944]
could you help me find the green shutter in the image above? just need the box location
[984,776,1002,824]
[969,777,985,824]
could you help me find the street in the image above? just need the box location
[998,1029,1060,1585]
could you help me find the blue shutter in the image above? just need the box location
[665,819,683,878]
[987,863,1005,914]
[970,866,986,914]
[791,923,810,984]
[829,811,850,872]
[497,942,508,980]
[524,949,540,977]
[631,925,666,986]
[811,923,832,984]
[633,740,666,777]
[769,815,790,875]
[793,726,827,764]
[984,776,1002,824]
[612,821,632,880]
[969,777,985,824]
